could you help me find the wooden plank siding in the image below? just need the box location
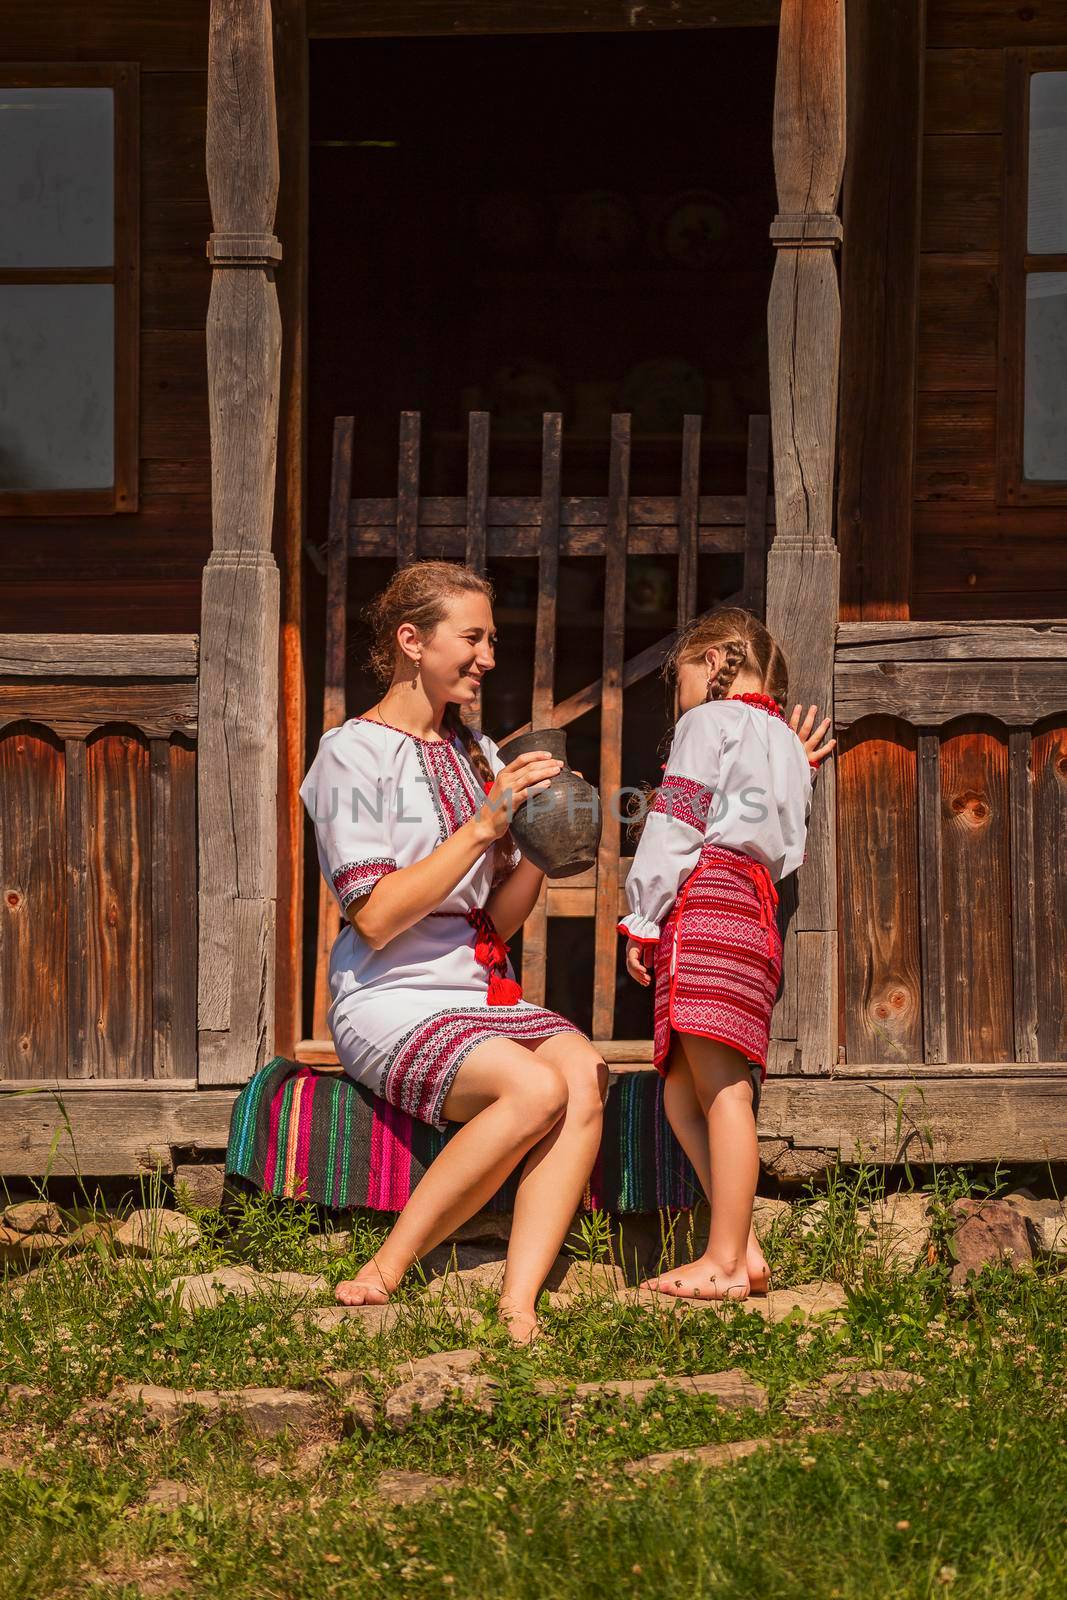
[834,621,1067,1066]
[0,637,199,1081]
[911,6,1067,616]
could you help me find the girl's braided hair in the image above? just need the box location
[364,559,520,887]
[625,605,789,847]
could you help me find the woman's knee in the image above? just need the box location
[507,1060,569,1135]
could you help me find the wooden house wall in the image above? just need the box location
[0,2,213,635]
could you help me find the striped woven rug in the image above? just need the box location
[226,1057,701,1214]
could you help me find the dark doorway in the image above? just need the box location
[303,28,779,1039]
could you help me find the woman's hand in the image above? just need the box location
[788,703,836,770]
[625,939,654,987]
[477,750,563,842]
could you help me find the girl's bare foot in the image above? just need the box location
[641,1256,750,1301]
[498,1300,541,1345]
[334,1257,402,1306]
[747,1242,772,1295]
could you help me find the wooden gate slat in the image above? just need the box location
[150,738,175,1079]
[742,413,770,615]
[592,415,630,1043]
[838,720,923,1065]
[1032,722,1067,1061]
[521,413,562,1007]
[169,737,198,1078]
[397,410,421,569]
[917,733,948,1065]
[313,415,354,1040]
[676,414,700,628]
[464,411,491,730]
[939,724,1013,1063]
[1008,729,1040,1063]
[65,737,88,1079]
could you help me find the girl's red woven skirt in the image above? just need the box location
[652,841,783,1111]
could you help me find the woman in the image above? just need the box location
[299,560,608,1342]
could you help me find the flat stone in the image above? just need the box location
[173,1164,226,1210]
[376,1469,460,1505]
[2,1383,42,1409]
[798,1198,832,1237]
[111,1382,325,1439]
[114,1209,201,1258]
[539,1367,767,1413]
[145,1479,191,1509]
[624,1437,771,1477]
[948,1198,1032,1285]
[0,1227,66,1266]
[786,1367,924,1418]
[66,1219,122,1251]
[423,1259,507,1301]
[1003,1196,1067,1257]
[751,1197,794,1233]
[855,1194,933,1270]
[305,1232,353,1256]
[445,1211,512,1244]
[400,1349,483,1380]
[553,1260,627,1298]
[166,1267,327,1313]
[384,1369,498,1431]
[301,1302,400,1336]
[3,1201,64,1235]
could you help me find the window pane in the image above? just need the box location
[0,284,114,489]
[1028,71,1067,254]
[0,87,113,268]
[1023,272,1067,482]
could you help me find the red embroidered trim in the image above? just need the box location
[651,773,711,833]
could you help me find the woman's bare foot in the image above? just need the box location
[641,1256,750,1302]
[334,1257,402,1306]
[497,1300,541,1345]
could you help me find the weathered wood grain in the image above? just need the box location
[0,637,199,677]
[765,0,844,1074]
[835,661,1067,726]
[0,729,67,1080]
[199,0,282,1085]
[838,0,924,620]
[592,416,630,1043]
[839,721,923,1065]
[0,685,198,740]
[1032,722,1067,1061]
[4,1070,1065,1175]
[939,723,1013,1063]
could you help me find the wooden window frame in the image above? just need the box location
[997,46,1067,507]
[0,62,139,516]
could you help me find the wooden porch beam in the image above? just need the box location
[765,0,844,1075]
[199,0,283,1085]
[4,1069,1064,1175]
[308,1,780,38]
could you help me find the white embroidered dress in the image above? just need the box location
[618,695,818,947]
[300,715,584,1130]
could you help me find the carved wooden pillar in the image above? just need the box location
[766,0,845,1075]
[198,0,283,1084]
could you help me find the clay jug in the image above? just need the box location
[499,728,602,879]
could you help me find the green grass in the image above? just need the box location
[0,1171,1064,1599]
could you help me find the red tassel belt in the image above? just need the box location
[427,906,523,1006]
[732,856,780,958]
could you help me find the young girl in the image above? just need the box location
[300,560,607,1342]
[618,607,834,1301]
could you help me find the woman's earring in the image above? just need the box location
[704,669,714,703]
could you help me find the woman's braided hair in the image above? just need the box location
[364,559,520,888]
[624,605,789,847]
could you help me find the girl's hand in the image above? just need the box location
[625,939,653,987]
[789,703,836,769]
[478,750,563,841]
